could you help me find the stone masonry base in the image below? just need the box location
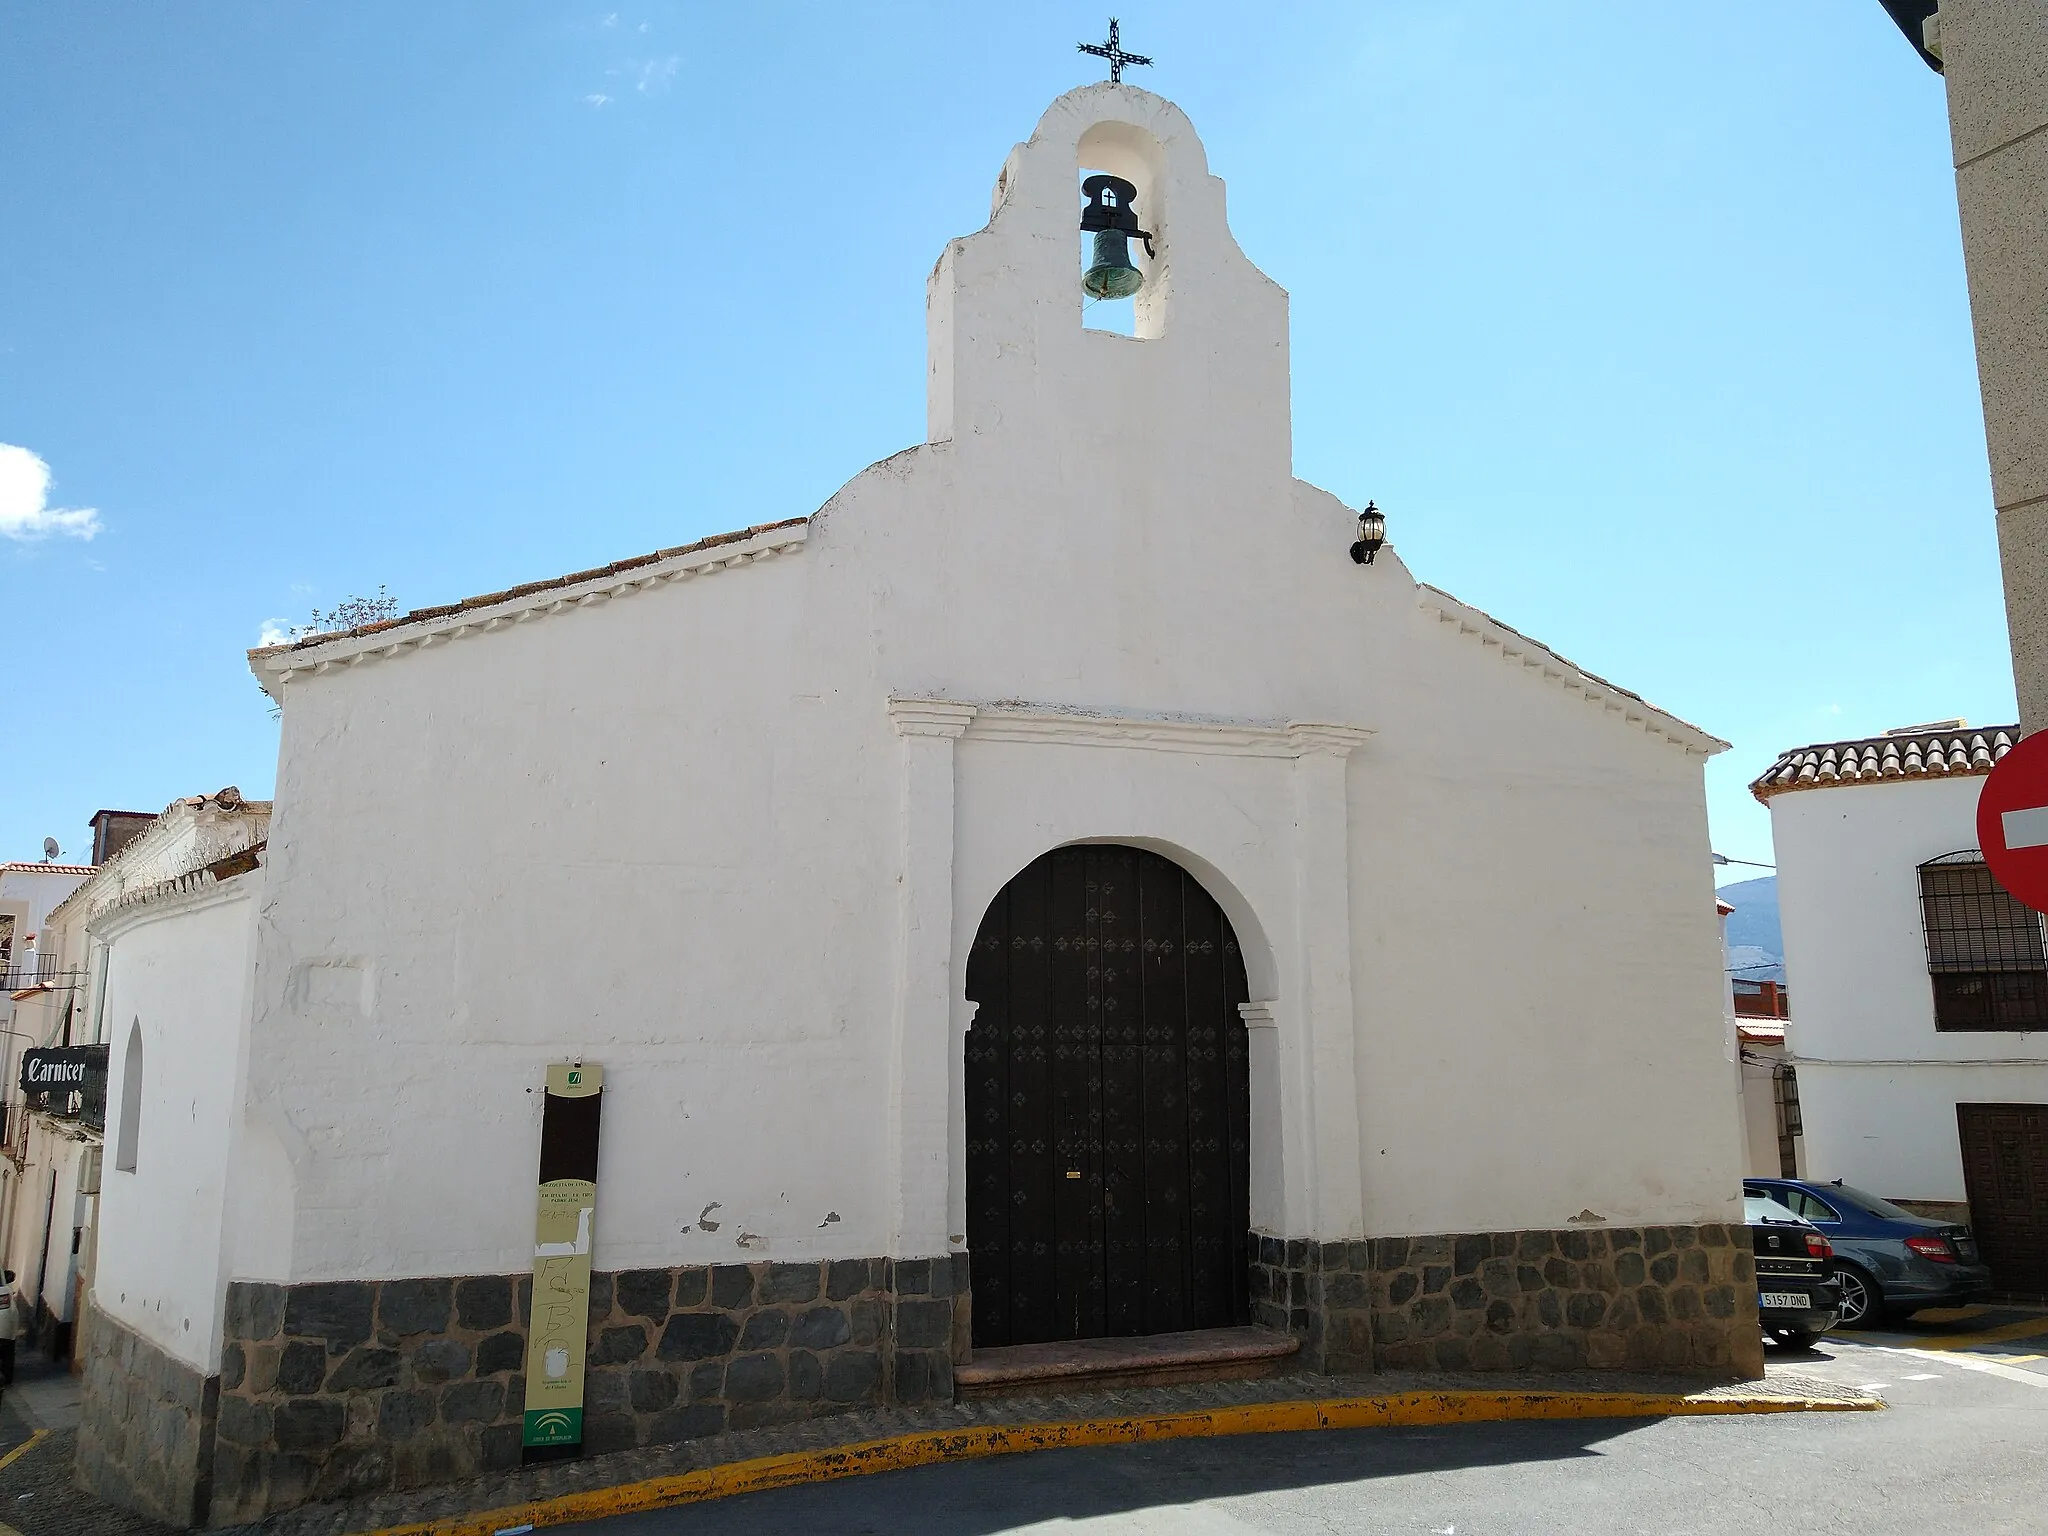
[77,1307,221,1527]
[1250,1224,1764,1378]
[199,1255,965,1526]
[83,1226,1760,1526]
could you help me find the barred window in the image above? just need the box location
[1918,851,2048,1031]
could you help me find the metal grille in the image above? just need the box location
[1918,852,2048,1030]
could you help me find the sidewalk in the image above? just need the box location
[224,1361,1877,1536]
[5,1353,81,1437]
[0,1351,172,1536]
[0,1357,1879,1536]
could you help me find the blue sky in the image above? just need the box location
[0,3,2010,871]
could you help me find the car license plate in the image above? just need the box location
[1759,1291,1808,1309]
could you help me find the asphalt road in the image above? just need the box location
[560,1332,2048,1535]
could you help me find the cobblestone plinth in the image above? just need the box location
[1249,1224,1764,1379]
[206,1254,967,1524]
[76,1309,218,1527]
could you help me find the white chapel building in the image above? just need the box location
[82,84,1757,1525]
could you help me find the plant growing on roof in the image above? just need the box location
[307,586,399,635]
[255,586,401,721]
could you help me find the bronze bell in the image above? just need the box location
[1080,174,1153,301]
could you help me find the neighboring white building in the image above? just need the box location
[2,796,268,1377]
[85,83,1756,1527]
[0,857,94,1356]
[1734,1008,1799,1183]
[1755,722,2047,1292]
[1,858,93,997]
[2,812,156,1050]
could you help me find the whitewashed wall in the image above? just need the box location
[1798,1063,2048,1202]
[0,865,89,959]
[0,1156,37,1305]
[36,1135,87,1327]
[243,84,1739,1286]
[92,876,259,1373]
[1739,1056,1778,1176]
[0,866,88,1052]
[1772,774,2048,1201]
[4,1121,82,1317]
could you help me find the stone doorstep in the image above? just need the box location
[954,1326,1301,1401]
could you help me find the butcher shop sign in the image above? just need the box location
[19,1045,109,1127]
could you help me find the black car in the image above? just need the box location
[1747,1194,1842,1347]
[1743,1177,1993,1325]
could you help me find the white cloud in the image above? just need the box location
[635,54,680,93]
[599,10,618,25]
[0,443,101,541]
[258,620,297,648]
[584,92,613,108]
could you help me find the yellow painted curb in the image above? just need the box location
[1907,1305,1992,1324]
[0,1428,47,1478]
[1909,1315,2048,1350]
[0,1427,51,1536]
[366,1389,1878,1535]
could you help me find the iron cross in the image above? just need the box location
[1078,18,1152,84]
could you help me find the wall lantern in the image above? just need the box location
[1349,501,1386,565]
[1080,174,1154,300]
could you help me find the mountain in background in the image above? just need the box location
[1718,875,1784,984]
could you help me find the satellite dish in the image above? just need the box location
[41,838,59,862]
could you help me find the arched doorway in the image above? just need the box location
[965,843,1251,1347]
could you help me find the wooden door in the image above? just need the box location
[1958,1103,2048,1296]
[965,845,1251,1347]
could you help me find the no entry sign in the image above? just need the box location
[1978,731,2048,914]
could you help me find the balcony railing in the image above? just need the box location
[0,961,82,992]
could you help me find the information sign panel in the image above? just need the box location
[521,1062,603,1453]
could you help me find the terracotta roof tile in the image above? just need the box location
[1750,725,2018,803]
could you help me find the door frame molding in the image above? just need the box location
[886,695,1372,1268]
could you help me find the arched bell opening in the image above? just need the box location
[964,843,1251,1348]
[1077,119,1167,339]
